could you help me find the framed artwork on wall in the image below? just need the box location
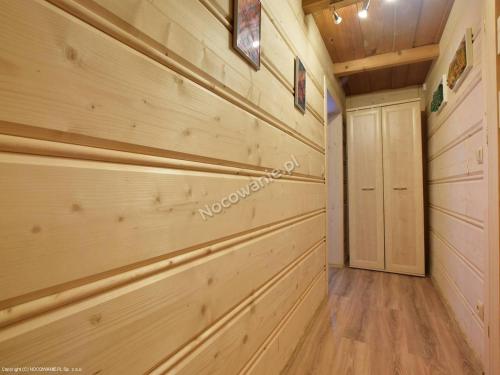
[233,0,261,70]
[447,28,473,92]
[294,57,306,113]
[430,75,449,114]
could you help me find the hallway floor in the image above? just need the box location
[284,268,483,375]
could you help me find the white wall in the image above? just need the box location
[425,0,486,363]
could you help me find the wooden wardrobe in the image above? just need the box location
[347,101,425,276]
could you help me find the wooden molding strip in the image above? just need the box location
[430,229,484,280]
[430,265,484,366]
[427,171,484,185]
[432,260,485,330]
[198,0,231,27]
[47,0,325,155]
[0,133,325,183]
[261,56,325,124]
[150,247,325,373]
[267,0,345,110]
[240,272,325,374]
[0,210,325,329]
[429,204,484,229]
[334,45,440,77]
[303,0,360,14]
[427,120,483,162]
[260,3,326,97]
[199,0,325,124]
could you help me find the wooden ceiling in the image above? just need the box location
[309,0,454,95]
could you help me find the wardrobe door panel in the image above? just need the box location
[347,108,385,270]
[382,102,425,276]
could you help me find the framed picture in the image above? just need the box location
[447,28,473,92]
[294,57,306,113]
[233,0,261,70]
[430,74,449,114]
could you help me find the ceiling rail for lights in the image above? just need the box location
[332,8,343,24]
[303,0,360,15]
[304,0,379,17]
[330,0,369,25]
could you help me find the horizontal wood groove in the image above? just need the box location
[427,120,484,162]
[430,266,484,368]
[149,240,326,374]
[198,0,325,124]
[427,69,482,140]
[429,204,484,229]
[430,229,484,279]
[0,133,325,183]
[0,207,325,325]
[427,172,484,185]
[47,0,325,154]
[265,54,324,124]
[432,260,484,329]
[260,3,325,96]
[199,0,231,28]
[239,275,324,374]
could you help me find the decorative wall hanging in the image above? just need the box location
[233,0,261,70]
[447,28,473,92]
[430,75,449,113]
[294,57,306,113]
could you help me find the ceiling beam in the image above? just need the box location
[333,44,440,77]
[303,0,360,15]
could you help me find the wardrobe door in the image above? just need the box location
[382,102,425,276]
[347,108,385,271]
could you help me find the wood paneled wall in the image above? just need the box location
[0,0,343,372]
[424,0,486,363]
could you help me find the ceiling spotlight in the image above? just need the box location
[358,0,370,19]
[332,9,342,25]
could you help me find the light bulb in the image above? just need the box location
[358,0,370,18]
[333,10,343,24]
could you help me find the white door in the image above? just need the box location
[382,102,425,275]
[347,108,385,270]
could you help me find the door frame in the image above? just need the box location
[324,81,345,296]
[325,91,344,268]
[484,0,500,373]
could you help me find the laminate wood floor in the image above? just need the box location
[284,267,483,375]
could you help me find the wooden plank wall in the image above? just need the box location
[0,0,344,373]
[424,0,486,363]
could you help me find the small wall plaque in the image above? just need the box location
[447,28,473,92]
[294,57,306,113]
[430,75,449,114]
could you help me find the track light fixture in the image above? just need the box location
[332,8,342,25]
[358,0,370,19]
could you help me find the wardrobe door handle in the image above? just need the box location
[393,187,408,191]
[361,187,375,191]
